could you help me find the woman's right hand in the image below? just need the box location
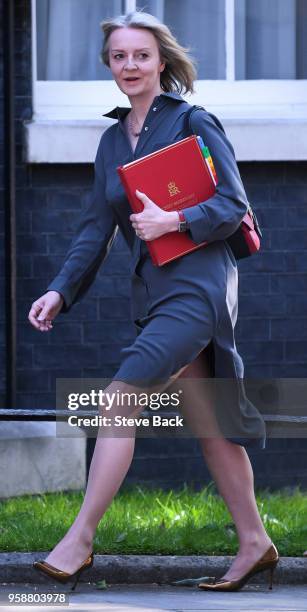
[28,291,64,332]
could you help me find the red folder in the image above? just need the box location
[117,135,217,266]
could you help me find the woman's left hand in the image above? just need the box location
[130,189,177,240]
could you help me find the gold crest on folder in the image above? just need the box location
[168,181,180,196]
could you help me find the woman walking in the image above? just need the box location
[28,9,279,592]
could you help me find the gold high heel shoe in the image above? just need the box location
[33,551,94,591]
[198,542,279,592]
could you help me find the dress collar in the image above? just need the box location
[102,91,186,119]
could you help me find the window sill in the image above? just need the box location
[23,112,307,163]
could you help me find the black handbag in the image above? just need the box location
[186,104,262,260]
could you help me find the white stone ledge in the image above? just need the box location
[0,422,86,498]
[23,116,307,163]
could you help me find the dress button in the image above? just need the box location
[144,126,149,131]
[153,107,157,111]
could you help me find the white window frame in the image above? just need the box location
[26,0,307,162]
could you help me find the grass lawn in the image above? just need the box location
[1,483,306,556]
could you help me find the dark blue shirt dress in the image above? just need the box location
[46,91,266,450]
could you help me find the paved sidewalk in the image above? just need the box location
[0,583,307,611]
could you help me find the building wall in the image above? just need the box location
[1,0,307,488]
[237,163,307,379]
[15,160,307,405]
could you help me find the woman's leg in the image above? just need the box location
[44,380,141,573]
[176,347,272,580]
[200,437,272,579]
[43,371,191,574]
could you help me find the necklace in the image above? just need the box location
[127,110,142,137]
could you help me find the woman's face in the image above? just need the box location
[108,27,165,99]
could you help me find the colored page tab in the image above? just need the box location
[196,136,218,184]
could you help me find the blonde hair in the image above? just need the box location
[100,9,198,95]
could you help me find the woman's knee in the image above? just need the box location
[200,435,244,457]
[97,380,148,425]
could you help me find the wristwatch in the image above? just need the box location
[177,210,189,232]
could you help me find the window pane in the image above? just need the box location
[36,0,123,80]
[235,0,307,79]
[136,0,226,79]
